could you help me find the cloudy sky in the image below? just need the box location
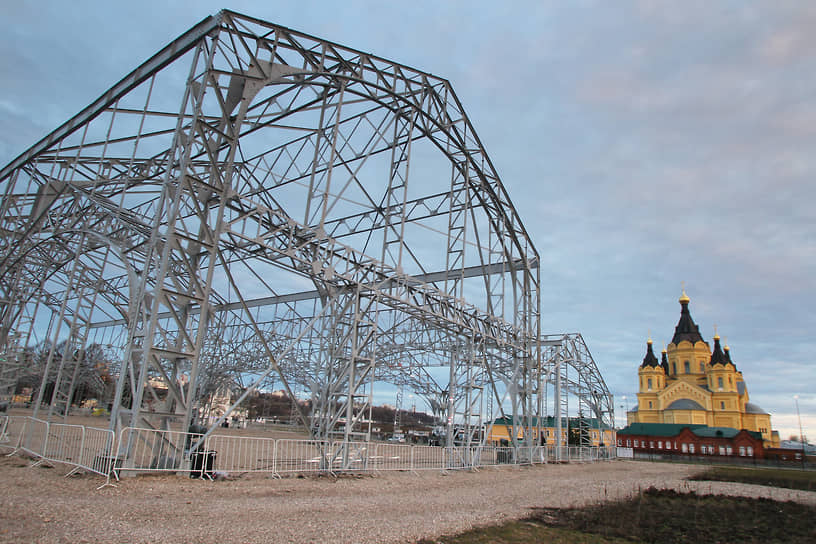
[2,1,814,440]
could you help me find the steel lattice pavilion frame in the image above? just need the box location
[0,10,612,463]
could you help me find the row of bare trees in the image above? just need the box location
[13,341,116,409]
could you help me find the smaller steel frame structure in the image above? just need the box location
[0,10,612,469]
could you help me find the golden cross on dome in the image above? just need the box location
[679,282,690,302]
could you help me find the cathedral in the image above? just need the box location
[627,290,779,446]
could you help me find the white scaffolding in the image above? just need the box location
[0,10,612,469]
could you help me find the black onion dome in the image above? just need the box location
[671,293,704,344]
[709,336,727,366]
[723,343,737,370]
[660,349,670,375]
[641,340,659,368]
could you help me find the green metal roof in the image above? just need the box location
[690,426,739,438]
[617,422,706,437]
[618,423,762,441]
[492,416,613,430]
[691,427,762,440]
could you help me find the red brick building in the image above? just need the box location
[617,423,765,459]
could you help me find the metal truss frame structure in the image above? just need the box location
[540,333,614,459]
[0,10,611,468]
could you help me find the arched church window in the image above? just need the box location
[648,378,652,390]
[684,361,690,373]
[699,362,705,372]
[718,377,723,389]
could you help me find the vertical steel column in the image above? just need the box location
[47,266,100,420]
[380,104,416,271]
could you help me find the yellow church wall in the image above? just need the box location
[638,366,665,393]
[711,394,740,411]
[636,410,661,423]
[659,381,711,411]
[672,373,702,386]
[708,367,738,393]
[667,340,710,377]
[713,414,742,428]
[742,413,774,442]
[663,410,695,424]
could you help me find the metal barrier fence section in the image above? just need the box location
[371,443,412,471]
[43,423,86,469]
[631,450,815,469]
[275,439,333,475]
[0,415,26,450]
[474,446,515,467]
[532,446,549,464]
[4,417,616,479]
[81,426,117,476]
[117,427,193,477]
[332,441,370,472]
[20,417,48,458]
[0,417,115,476]
[411,445,445,471]
[207,433,275,475]
[445,446,476,470]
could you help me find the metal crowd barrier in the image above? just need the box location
[116,427,197,478]
[0,415,27,450]
[3,417,616,479]
[371,443,411,471]
[206,433,275,474]
[410,444,445,471]
[43,423,85,469]
[532,446,549,464]
[274,439,333,475]
[40,423,117,476]
[20,417,48,458]
[81,425,118,476]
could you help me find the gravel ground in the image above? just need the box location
[1,455,815,544]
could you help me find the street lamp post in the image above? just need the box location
[794,395,806,469]
[621,395,628,426]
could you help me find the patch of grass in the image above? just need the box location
[421,487,816,544]
[417,523,635,544]
[689,466,816,492]
[534,487,816,543]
